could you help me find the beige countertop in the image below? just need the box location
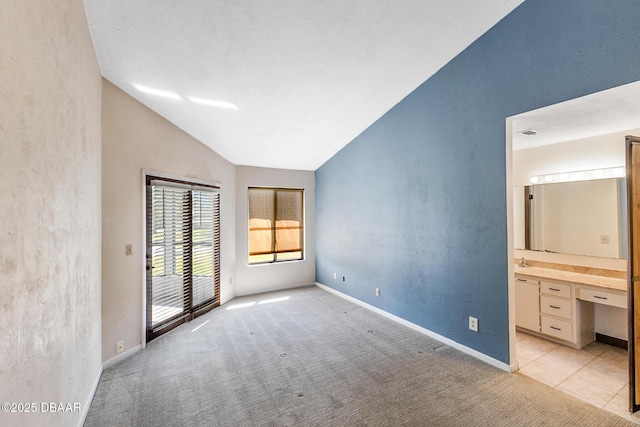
[514,265,627,292]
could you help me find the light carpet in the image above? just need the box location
[85,286,634,426]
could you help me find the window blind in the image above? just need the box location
[191,189,220,308]
[248,187,303,263]
[150,185,190,327]
[146,176,221,341]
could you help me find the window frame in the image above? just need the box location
[248,186,305,265]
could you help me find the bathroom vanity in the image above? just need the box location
[515,265,626,348]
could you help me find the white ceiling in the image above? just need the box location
[512,80,640,151]
[84,0,523,171]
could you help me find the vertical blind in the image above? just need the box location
[248,187,303,263]
[147,178,220,341]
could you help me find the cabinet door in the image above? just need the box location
[515,278,540,331]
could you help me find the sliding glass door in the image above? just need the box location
[146,176,220,342]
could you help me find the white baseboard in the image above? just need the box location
[78,363,103,427]
[315,282,512,373]
[102,344,142,370]
[234,282,316,298]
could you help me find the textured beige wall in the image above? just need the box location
[235,166,315,296]
[0,1,103,426]
[101,80,237,362]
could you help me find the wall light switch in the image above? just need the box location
[375,288,380,297]
[125,244,133,256]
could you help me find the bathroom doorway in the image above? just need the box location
[505,80,640,418]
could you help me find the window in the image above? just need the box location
[248,187,304,264]
[146,176,221,342]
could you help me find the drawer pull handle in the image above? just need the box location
[550,326,562,331]
[517,278,527,282]
[549,288,561,292]
[549,305,561,309]
[593,295,608,300]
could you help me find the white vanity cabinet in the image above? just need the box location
[515,275,595,348]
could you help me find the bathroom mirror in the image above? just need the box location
[513,178,627,259]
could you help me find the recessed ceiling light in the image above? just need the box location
[134,84,182,100]
[188,96,238,110]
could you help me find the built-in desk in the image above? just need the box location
[515,265,627,348]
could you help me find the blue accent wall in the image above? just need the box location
[315,0,640,363]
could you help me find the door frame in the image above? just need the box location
[505,118,519,371]
[626,135,640,412]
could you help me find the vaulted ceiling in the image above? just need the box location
[84,0,523,170]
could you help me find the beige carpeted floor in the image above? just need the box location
[85,286,635,426]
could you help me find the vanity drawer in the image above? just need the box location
[540,281,571,299]
[515,276,539,286]
[540,295,571,320]
[579,288,627,309]
[541,316,572,342]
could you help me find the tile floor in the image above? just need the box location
[516,331,640,423]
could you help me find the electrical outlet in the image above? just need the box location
[125,244,132,256]
[333,272,337,280]
[116,340,124,354]
[600,235,610,244]
[469,316,478,332]
[375,288,380,297]
[342,276,345,282]
[229,277,233,285]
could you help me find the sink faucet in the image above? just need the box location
[519,257,528,268]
